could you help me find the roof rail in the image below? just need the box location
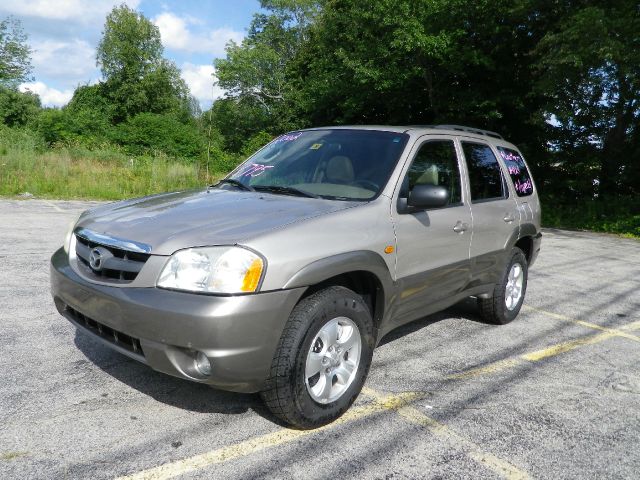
[406,124,503,140]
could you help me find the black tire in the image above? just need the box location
[477,247,528,325]
[260,286,375,429]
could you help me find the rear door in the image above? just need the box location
[391,136,472,323]
[459,139,519,287]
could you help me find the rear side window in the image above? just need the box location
[461,142,506,202]
[497,147,533,197]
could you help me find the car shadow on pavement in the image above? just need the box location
[73,331,280,421]
[378,297,485,347]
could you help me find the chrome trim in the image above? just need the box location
[74,227,152,254]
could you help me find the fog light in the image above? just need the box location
[195,351,212,376]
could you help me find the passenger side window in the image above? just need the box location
[404,140,461,205]
[461,142,506,202]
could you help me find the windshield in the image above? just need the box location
[225,129,409,201]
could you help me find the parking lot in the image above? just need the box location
[1,199,639,479]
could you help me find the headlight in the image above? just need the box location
[157,246,265,294]
[63,213,83,254]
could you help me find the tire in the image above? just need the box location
[477,247,528,325]
[260,286,375,429]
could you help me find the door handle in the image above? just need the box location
[503,213,515,223]
[453,221,469,233]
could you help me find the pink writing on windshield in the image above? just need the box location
[241,164,274,177]
[275,132,303,142]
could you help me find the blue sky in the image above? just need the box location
[0,0,261,108]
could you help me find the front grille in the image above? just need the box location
[75,234,150,283]
[66,306,144,357]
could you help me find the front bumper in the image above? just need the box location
[50,248,305,393]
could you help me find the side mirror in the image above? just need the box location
[407,184,449,209]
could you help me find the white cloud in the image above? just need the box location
[0,0,141,23]
[31,39,97,81]
[180,63,226,108]
[154,12,243,55]
[19,82,74,107]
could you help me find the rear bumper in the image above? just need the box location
[50,247,305,393]
[529,232,542,266]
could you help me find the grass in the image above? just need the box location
[0,144,227,201]
[542,196,640,239]
[0,127,637,238]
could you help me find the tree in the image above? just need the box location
[0,16,32,87]
[96,5,195,122]
[215,1,319,136]
[0,87,40,127]
[534,1,640,198]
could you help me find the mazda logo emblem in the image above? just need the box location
[89,248,103,271]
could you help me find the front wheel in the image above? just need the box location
[477,247,528,325]
[261,286,375,429]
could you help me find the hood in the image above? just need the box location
[76,188,359,255]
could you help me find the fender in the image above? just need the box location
[506,222,541,264]
[282,250,396,310]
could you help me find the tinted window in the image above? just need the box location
[497,147,533,196]
[228,130,409,201]
[462,142,506,202]
[405,140,462,205]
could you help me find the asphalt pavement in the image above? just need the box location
[1,199,639,479]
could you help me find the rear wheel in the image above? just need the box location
[261,286,374,429]
[477,247,528,325]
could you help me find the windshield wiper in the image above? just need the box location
[253,185,320,199]
[214,179,255,192]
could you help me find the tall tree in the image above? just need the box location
[0,16,33,87]
[534,0,640,198]
[96,4,194,122]
[215,0,320,135]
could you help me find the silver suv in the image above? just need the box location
[50,125,541,428]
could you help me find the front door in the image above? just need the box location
[391,137,472,323]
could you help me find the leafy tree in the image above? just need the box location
[97,5,195,122]
[0,87,40,127]
[534,1,640,198]
[0,16,32,87]
[204,97,271,153]
[215,1,319,136]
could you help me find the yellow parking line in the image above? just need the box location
[115,391,423,480]
[448,332,615,380]
[520,332,615,361]
[449,308,640,381]
[362,388,530,480]
[522,305,640,342]
[447,358,523,380]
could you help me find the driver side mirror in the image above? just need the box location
[407,184,449,209]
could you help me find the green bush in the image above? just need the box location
[114,112,205,159]
[0,88,41,128]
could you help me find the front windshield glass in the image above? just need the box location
[226,129,409,201]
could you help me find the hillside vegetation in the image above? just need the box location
[0,2,637,236]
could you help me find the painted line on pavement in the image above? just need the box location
[362,388,530,480]
[523,305,640,342]
[43,200,65,213]
[115,391,423,480]
[448,308,640,381]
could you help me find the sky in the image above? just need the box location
[0,0,261,109]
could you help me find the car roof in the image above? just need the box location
[301,124,509,143]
